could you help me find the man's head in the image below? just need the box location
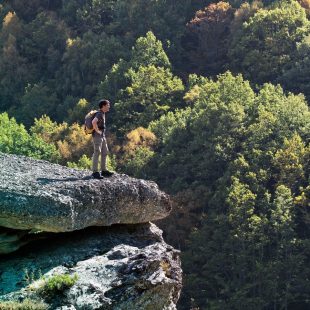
[99,99,110,113]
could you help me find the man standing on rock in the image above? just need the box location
[91,99,114,179]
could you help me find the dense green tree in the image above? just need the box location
[114,65,184,133]
[273,133,308,191]
[0,2,309,309]
[130,31,171,69]
[12,82,59,128]
[0,12,29,110]
[148,72,310,309]
[0,112,60,161]
[21,11,70,79]
[30,114,67,143]
[108,0,193,64]
[228,0,310,84]
[278,38,310,102]
[98,32,183,134]
[3,0,43,22]
[98,31,171,102]
[75,0,116,34]
[150,71,255,191]
[57,31,125,104]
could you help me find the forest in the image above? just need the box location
[0,0,309,309]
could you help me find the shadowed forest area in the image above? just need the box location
[0,0,309,309]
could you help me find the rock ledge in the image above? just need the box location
[0,152,171,232]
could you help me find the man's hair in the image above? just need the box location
[99,99,110,108]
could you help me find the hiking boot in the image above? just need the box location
[101,170,114,177]
[92,171,103,179]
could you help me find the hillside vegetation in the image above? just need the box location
[0,0,309,309]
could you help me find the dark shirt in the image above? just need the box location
[94,111,106,131]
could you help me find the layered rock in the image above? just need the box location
[0,152,171,232]
[0,153,182,308]
[0,227,32,254]
[0,223,182,310]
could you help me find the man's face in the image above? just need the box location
[101,103,110,113]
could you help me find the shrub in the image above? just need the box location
[37,273,78,298]
[0,299,47,310]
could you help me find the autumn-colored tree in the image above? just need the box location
[119,127,157,178]
[30,114,67,143]
[30,115,92,166]
[230,0,263,33]
[184,1,235,75]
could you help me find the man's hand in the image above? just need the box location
[92,117,102,135]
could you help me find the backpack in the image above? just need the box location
[84,110,98,134]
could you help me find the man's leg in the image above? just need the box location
[100,135,114,176]
[92,135,103,172]
[100,135,108,171]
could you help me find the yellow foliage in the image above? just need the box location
[57,123,92,163]
[184,85,201,103]
[57,140,71,159]
[123,127,157,154]
[3,12,15,26]
[77,98,88,109]
[31,116,92,165]
[273,133,308,189]
[2,11,22,41]
[66,38,76,47]
[31,115,68,143]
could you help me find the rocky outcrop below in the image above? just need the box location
[0,223,182,310]
[0,152,171,232]
[0,226,47,254]
[0,153,182,308]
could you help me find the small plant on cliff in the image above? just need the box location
[160,260,171,277]
[0,299,47,310]
[36,273,78,298]
[24,268,43,285]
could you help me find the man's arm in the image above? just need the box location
[92,117,102,134]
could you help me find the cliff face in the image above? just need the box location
[0,153,182,309]
[0,152,171,232]
[1,223,181,310]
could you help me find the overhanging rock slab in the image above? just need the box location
[0,153,171,232]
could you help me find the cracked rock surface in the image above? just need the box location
[0,152,171,232]
[0,223,182,310]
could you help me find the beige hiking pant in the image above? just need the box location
[92,133,108,172]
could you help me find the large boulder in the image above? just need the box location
[0,223,182,310]
[0,153,171,232]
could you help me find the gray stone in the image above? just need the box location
[0,152,171,232]
[0,227,31,254]
[0,223,182,310]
